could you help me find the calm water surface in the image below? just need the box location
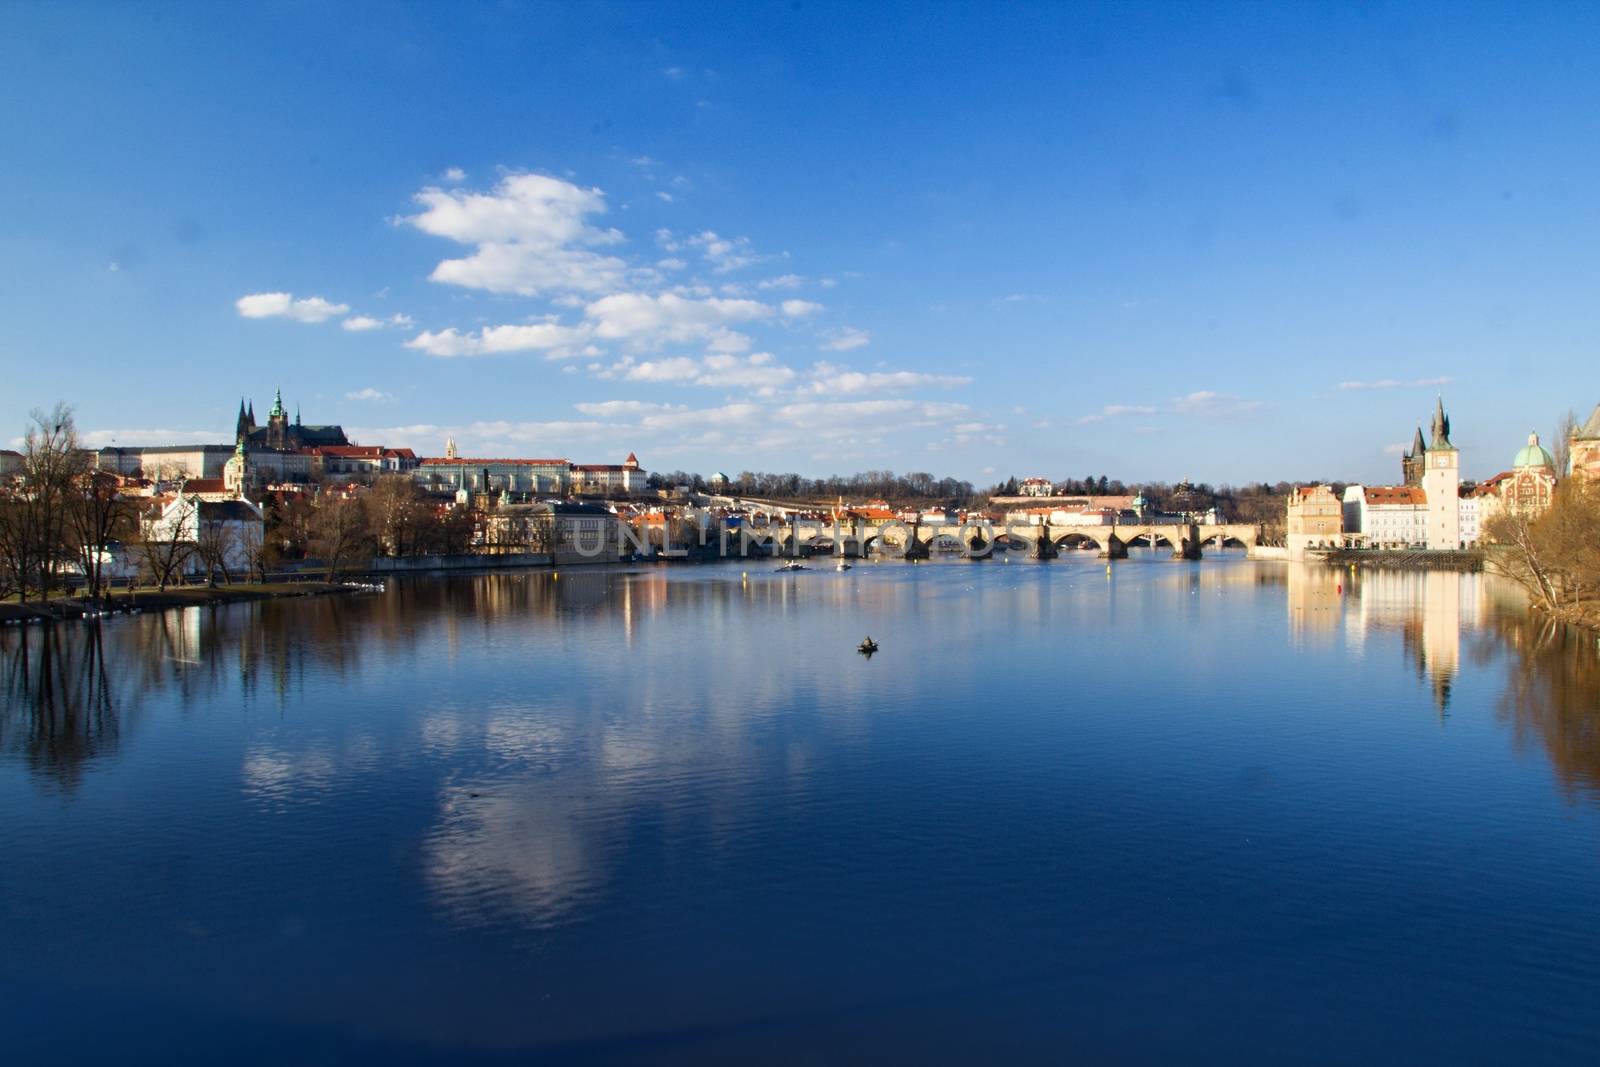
[5,555,1600,1063]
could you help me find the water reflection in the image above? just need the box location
[4,561,1600,916]
[1481,604,1600,802]
[0,624,132,791]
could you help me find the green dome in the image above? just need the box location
[1514,431,1555,470]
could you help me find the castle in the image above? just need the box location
[234,389,349,452]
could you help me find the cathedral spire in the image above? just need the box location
[1430,394,1453,449]
[270,388,285,419]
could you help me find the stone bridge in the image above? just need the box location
[740,520,1261,560]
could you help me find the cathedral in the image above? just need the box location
[234,389,349,452]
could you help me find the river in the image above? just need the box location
[4,554,1600,1063]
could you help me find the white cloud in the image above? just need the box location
[1076,403,1158,425]
[443,167,466,182]
[800,362,970,396]
[619,356,700,383]
[405,321,594,358]
[637,403,766,432]
[1076,393,1260,424]
[1169,390,1263,417]
[583,292,773,352]
[1338,376,1453,391]
[345,388,395,402]
[697,352,796,391]
[342,313,414,332]
[349,419,614,457]
[655,191,673,203]
[757,274,803,290]
[572,400,679,418]
[235,292,350,323]
[401,172,627,296]
[781,299,824,318]
[774,399,972,441]
[819,326,870,351]
[600,352,796,394]
[684,230,765,273]
[79,428,226,448]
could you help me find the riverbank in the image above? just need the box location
[1320,548,1484,571]
[0,582,361,623]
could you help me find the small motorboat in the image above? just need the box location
[836,561,852,571]
[780,560,807,571]
[857,636,878,655]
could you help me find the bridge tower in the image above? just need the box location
[1174,521,1203,560]
[1035,522,1058,560]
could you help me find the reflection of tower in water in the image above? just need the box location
[1344,568,1482,716]
[1419,570,1461,713]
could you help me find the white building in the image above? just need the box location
[1018,477,1054,497]
[148,495,266,575]
[1345,398,1466,550]
[1342,485,1428,548]
[571,453,647,495]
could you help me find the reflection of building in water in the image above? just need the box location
[1343,569,1484,714]
[1285,563,1345,643]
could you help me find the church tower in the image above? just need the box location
[445,436,458,460]
[1421,395,1460,549]
[266,388,289,450]
[1402,426,1426,486]
[224,436,251,497]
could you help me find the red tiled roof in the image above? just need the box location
[419,457,570,466]
[311,445,417,460]
[182,478,227,494]
[1364,486,1426,506]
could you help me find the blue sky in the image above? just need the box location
[3,0,1598,485]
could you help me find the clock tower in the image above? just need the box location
[1420,396,1460,550]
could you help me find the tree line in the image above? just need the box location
[654,469,980,505]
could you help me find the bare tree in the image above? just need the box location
[1487,479,1600,617]
[138,495,197,592]
[310,495,370,579]
[66,469,134,604]
[0,405,87,601]
[193,515,238,588]
[238,521,269,583]
[367,476,430,557]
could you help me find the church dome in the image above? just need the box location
[1513,431,1555,470]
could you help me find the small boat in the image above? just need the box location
[780,560,806,571]
[836,561,852,571]
[857,636,878,655]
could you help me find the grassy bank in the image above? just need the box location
[0,582,359,623]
